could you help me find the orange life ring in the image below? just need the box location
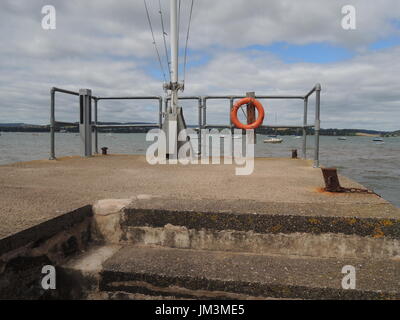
[230,97,265,130]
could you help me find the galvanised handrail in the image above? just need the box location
[50,88,163,159]
[50,84,321,166]
[93,96,163,154]
[185,84,322,167]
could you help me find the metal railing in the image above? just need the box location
[165,96,203,155]
[50,88,162,159]
[93,96,162,154]
[50,84,321,166]
[50,87,80,160]
[169,84,321,167]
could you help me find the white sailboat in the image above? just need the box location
[264,113,283,143]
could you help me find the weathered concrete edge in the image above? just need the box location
[0,205,94,299]
[100,271,400,300]
[0,205,93,256]
[124,208,400,239]
[56,245,122,300]
[127,225,400,259]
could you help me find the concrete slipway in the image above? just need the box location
[0,155,399,299]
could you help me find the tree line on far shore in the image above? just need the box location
[0,123,398,137]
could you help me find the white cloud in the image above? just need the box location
[189,0,400,50]
[0,0,399,130]
[185,47,400,130]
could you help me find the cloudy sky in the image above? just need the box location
[1,0,400,130]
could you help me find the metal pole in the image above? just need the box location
[202,97,207,155]
[229,98,234,129]
[94,98,98,154]
[49,88,56,160]
[198,99,202,155]
[159,98,163,128]
[79,89,93,157]
[170,0,179,112]
[230,98,234,157]
[203,98,207,127]
[302,98,308,159]
[246,92,256,144]
[314,84,321,167]
[164,97,169,113]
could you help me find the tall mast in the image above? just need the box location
[170,0,179,113]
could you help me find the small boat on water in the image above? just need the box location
[338,137,347,141]
[264,137,283,144]
[372,137,383,142]
[220,135,242,139]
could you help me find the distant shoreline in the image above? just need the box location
[0,124,399,137]
[355,132,380,137]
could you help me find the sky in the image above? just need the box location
[0,0,400,130]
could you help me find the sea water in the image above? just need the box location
[0,132,399,207]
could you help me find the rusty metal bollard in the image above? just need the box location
[321,168,343,192]
[291,149,298,159]
[101,147,108,155]
[321,167,376,194]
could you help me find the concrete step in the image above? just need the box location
[59,245,400,300]
[121,200,400,260]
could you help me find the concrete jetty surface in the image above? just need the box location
[0,154,396,240]
[1,154,399,299]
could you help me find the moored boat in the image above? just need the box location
[264,137,283,143]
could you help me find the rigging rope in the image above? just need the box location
[183,0,194,85]
[178,0,181,51]
[143,0,168,82]
[158,0,171,81]
[143,0,195,87]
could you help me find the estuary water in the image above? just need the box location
[0,132,399,207]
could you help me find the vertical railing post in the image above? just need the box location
[198,98,202,156]
[202,97,207,156]
[203,98,207,128]
[230,98,234,157]
[246,92,256,144]
[49,88,56,160]
[302,97,308,159]
[158,97,163,128]
[314,84,321,168]
[164,97,169,113]
[79,89,93,157]
[94,98,99,154]
[229,98,234,130]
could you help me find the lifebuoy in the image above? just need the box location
[230,97,265,130]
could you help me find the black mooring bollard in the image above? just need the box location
[291,149,298,159]
[101,147,108,155]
